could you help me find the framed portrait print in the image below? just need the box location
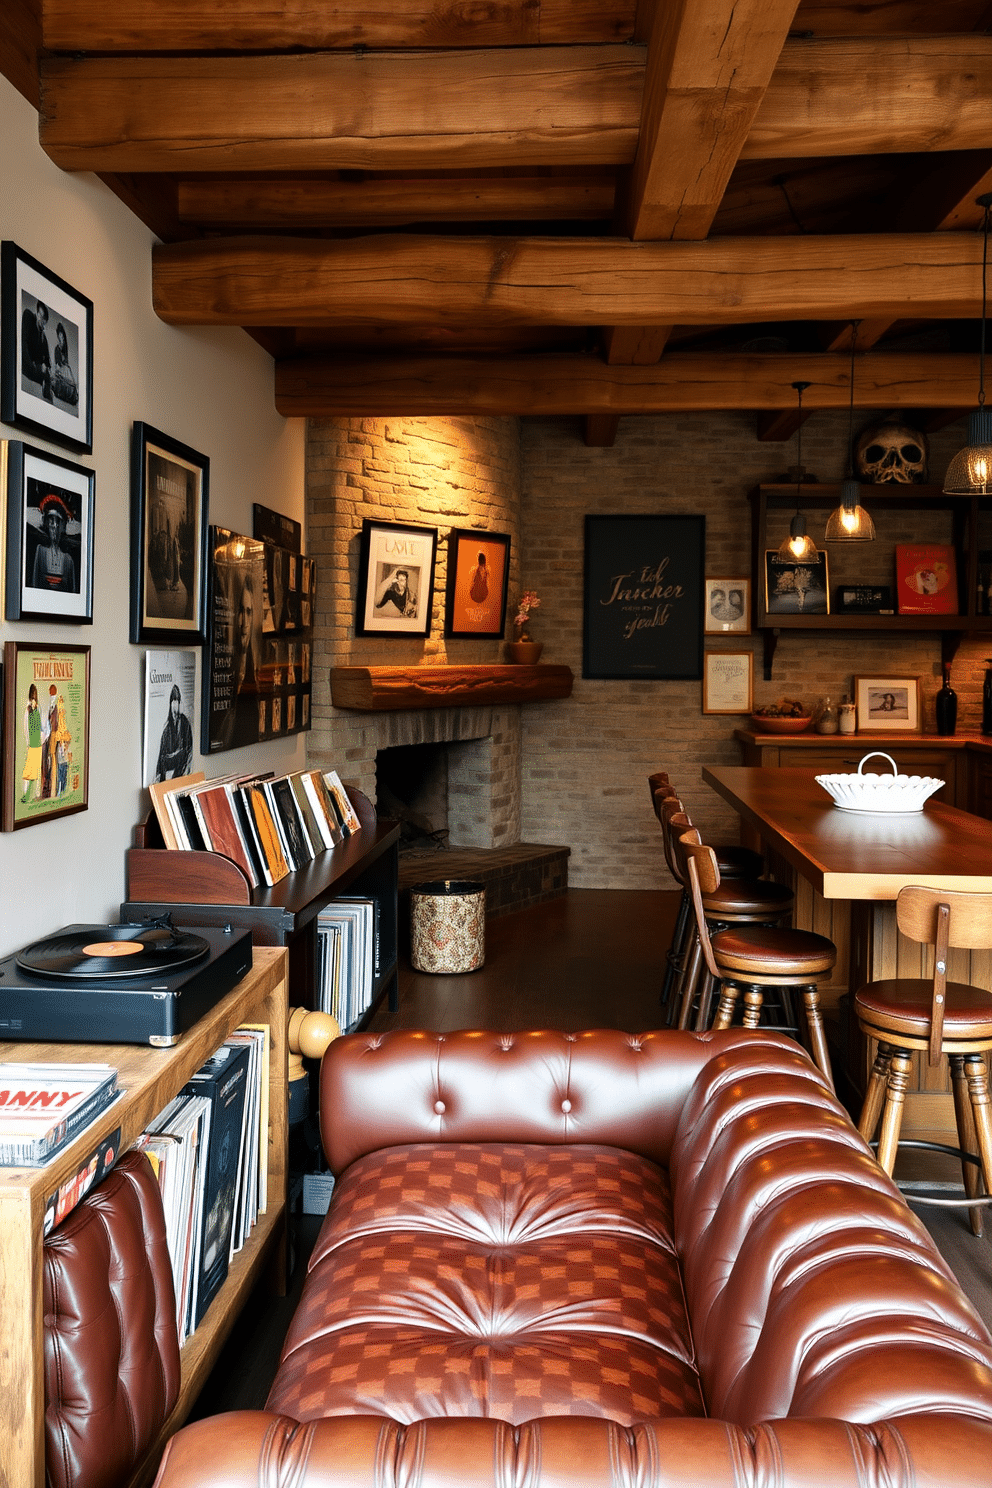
[704,576,750,635]
[4,440,95,622]
[764,550,830,615]
[854,675,921,733]
[445,528,511,637]
[2,640,90,831]
[201,526,265,754]
[1,241,93,453]
[702,650,753,715]
[583,514,705,679]
[129,422,209,644]
[355,519,437,637]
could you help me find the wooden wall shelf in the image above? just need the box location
[330,663,573,711]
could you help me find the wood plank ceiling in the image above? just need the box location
[4,0,992,444]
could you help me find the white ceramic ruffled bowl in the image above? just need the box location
[815,751,944,814]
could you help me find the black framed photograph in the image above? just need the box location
[1,241,93,454]
[444,528,511,637]
[355,518,437,637]
[253,502,301,553]
[582,514,705,679]
[4,440,94,623]
[764,550,830,615]
[2,640,90,831]
[202,526,265,753]
[129,422,210,644]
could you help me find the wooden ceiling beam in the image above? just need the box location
[273,351,982,417]
[41,0,636,52]
[152,232,989,328]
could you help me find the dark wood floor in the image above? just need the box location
[191,886,992,1419]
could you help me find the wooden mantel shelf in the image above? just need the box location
[331,664,573,711]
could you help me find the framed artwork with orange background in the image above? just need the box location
[444,528,511,638]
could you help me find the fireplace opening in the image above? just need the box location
[376,742,451,853]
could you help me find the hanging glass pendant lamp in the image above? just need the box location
[773,381,819,563]
[825,322,876,541]
[944,193,992,495]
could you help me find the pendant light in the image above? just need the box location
[944,193,992,495]
[825,322,876,541]
[773,381,819,563]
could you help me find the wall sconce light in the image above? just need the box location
[773,381,819,563]
[944,193,992,495]
[825,322,875,541]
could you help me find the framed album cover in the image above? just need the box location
[130,422,210,644]
[444,528,511,637]
[764,550,830,615]
[355,518,437,637]
[2,640,90,831]
[0,241,93,454]
[4,440,95,623]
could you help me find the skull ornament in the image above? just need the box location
[855,420,929,484]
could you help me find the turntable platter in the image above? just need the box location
[16,922,212,980]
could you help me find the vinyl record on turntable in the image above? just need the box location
[16,922,212,980]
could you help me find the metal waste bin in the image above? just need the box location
[410,879,485,974]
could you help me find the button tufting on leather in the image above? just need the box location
[434,1100,446,1114]
[560,1099,572,1113]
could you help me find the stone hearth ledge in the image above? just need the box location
[330,664,574,711]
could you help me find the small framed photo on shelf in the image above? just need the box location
[836,584,892,614]
[764,550,830,615]
[4,440,95,623]
[854,674,921,733]
[702,650,753,715]
[130,422,210,645]
[703,576,750,635]
[2,640,91,831]
[444,528,511,637]
[0,241,93,454]
[355,518,437,637]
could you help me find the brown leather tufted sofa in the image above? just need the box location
[153,1028,992,1487]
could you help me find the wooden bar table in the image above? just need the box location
[702,765,992,1138]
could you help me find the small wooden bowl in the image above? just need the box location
[748,713,813,734]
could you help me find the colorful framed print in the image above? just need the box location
[704,576,750,635]
[129,422,209,644]
[444,528,511,637]
[764,550,830,615]
[4,440,94,622]
[583,514,705,679]
[702,650,753,715]
[854,675,921,733]
[355,519,437,637]
[2,641,90,831]
[1,241,93,453]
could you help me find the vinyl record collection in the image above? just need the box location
[316,897,378,1031]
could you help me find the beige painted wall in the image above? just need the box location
[0,75,306,957]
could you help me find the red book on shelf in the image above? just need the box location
[895,544,959,615]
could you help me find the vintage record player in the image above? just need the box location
[0,917,253,1046]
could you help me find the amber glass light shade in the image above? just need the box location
[825,478,876,541]
[773,511,819,563]
[943,409,992,495]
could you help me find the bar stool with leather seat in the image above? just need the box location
[680,834,836,1087]
[854,885,992,1235]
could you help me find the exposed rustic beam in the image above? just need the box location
[152,233,989,328]
[583,415,622,446]
[41,0,635,52]
[177,174,617,230]
[755,409,811,442]
[0,0,41,108]
[623,0,799,241]
[601,326,672,364]
[273,352,982,417]
[39,47,644,174]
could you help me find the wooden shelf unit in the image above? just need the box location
[122,786,401,1023]
[0,946,289,1488]
[750,482,992,677]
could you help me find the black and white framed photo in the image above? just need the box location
[583,514,705,679]
[4,440,94,623]
[764,550,830,615]
[703,576,750,635]
[355,518,437,637]
[143,649,196,786]
[444,528,511,637]
[129,422,209,644]
[1,241,93,453]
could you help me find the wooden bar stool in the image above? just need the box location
[681,835,836,1087]
[854,885,992,1236]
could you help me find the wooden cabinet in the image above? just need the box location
[0,947,288,1488]
[122,786,400,1026]
[750,482,992,677]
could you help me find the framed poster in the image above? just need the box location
[444,528,511,637]
[583,514,705,679]
[2,640,90,831]
[143,649,196,786]
[854,674,921,732]
[704,576,750,635]
[202,526,265,753]
[702,651,753,715]
[0,241,93,453]
[253,502,301,553]
[764,550,830,614]
[355,519,437,637]
[4,440,94,622]
[129,422,210,644]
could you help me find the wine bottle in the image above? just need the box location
[935,665,957,736]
